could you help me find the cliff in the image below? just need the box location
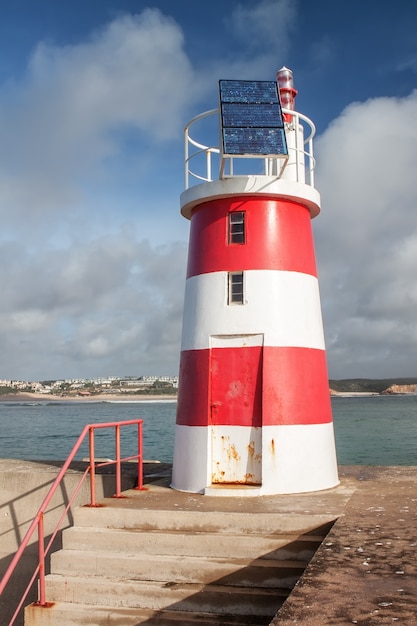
[381,384,417,394]
[329,378,417,394]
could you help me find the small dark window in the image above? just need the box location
[228,211,245,244]
[228,271,244,305]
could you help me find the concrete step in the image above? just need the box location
[51,549,305,588]
[73,502,334,535]
[24,486,336,626]
[42,574,288,615]
[62,526,321,561]
[25,602,275,625]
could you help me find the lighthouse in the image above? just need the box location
[171,68,339,495]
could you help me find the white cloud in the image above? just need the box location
[315,90,417,377]
[0,10,194,222]
[0,232,187,380]
[0,9,195,380]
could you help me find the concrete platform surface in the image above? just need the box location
[272,466,417,625]
[88,463,417,624]
[101,461,356,519]
[3,461,417,625]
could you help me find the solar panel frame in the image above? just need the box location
[219,80,288,158]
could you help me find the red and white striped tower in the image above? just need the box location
[172,68,338,495]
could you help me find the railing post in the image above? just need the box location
[309,138,315,187]
[206,149,212,182]
[89,427,97,507]
[294,113,300,183]
[114,424,122,497]
[185,127,189,189]
[136,421,144,490]
[37,513,46,606]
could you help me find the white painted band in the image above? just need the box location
[180,175,321,219]
[180,270,326,351]
[171,424,211,494]
[171,422,339,495]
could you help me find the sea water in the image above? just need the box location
[331,394,417,465]
[0,395,416,466]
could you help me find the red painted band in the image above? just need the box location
[176,346,332,427]
[186,196,317,279]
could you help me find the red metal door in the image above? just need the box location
[210,335,263,484]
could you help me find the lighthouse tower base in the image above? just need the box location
[171,180,339,496]
[172,422,338,496]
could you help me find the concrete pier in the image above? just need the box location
[0,459,137,626]
[273,466,417,625]
[1,462,416,625]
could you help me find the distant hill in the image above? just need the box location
[329,378,417,393]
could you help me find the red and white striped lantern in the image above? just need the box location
[172,70,338,495]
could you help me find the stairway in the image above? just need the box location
[24,483,335,626]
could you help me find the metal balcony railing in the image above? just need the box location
[184,107,316,189]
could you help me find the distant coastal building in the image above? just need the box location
[0,375,179,394]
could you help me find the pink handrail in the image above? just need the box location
[0,418,145,626]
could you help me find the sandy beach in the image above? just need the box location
[1,391,383,402]
[0,392,178,402]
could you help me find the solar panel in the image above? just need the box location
[219,80,288,157]
[223,128,287,156]
[222,103,284,128]
[219,80,279,104]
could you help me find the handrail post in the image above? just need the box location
[294,112,300,183]
[185,127,189,188]
[89,427,96,507]
[114,424,122,497]
[309,137,315,187]
[136,421,144,490]
[37,513,46,606]
[206,149,211,182]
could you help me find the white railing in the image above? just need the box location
[184,108,220,189]
[184,108,316,189]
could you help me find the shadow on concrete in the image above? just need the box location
[0,459,141,626]
[109,522,335,626]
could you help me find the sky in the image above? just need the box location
[0,0,416,381]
